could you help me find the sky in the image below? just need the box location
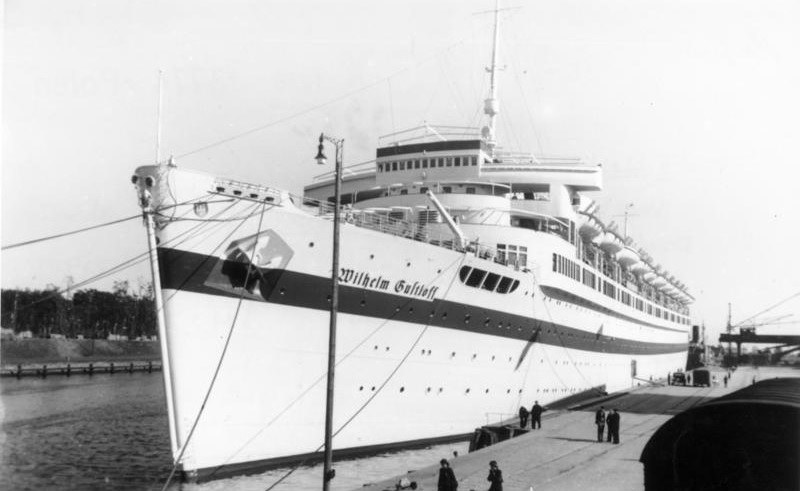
[2,0,799,342]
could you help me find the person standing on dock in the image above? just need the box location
[595,406,607,442]
[487,460,503,491]
[606,409,620,444]
[518,405,529,428]
[438,459,458,491]
[530,401,543,429]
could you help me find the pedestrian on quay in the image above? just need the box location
[723,375,728,388]
[667,372,671,385]
[530,401,543,429]
[606,409,621,444]
[487,460,503,491]
[438,458,458,491]
[595,406,607,442]
[518,405,529,428]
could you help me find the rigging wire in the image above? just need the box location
[175,41,465,161]
[263,254,468,491]
[1,214,142,251]
[204,253,466,480]
[9,197,242,314]
[160,199,270,491]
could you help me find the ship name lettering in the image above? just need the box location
[339,268,390,291]
[394,280,438,301]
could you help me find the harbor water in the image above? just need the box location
[0,373,468,490]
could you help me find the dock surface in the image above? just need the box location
[359,366,798,491]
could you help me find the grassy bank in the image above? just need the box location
[1,338,161,365]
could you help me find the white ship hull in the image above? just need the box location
[137,166,689,480]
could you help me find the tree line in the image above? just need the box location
[1,280,156,339]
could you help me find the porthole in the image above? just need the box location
[406,262,411,267]
[466,388,471,393]
[374,345,378,350]
[451,351,456,357]
[360,300,366,307]
[371,386,376,391]
[279,288,286,295]
[326,295,331,302]
[400,387,405,392]
[485,389,489,393]
[359,386,364,391]
[309,242,314,247]
[370,254,375,259]
[442,313,447,320]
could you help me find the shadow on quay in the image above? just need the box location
[574,393,715,415]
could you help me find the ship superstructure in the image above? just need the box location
[132,6,692,483]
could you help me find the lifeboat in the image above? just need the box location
[598,231,624,254]
[616,246,640,268]
[651,275,668,287]
[578,215,603,239]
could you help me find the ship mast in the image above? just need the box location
[482,0,502,155]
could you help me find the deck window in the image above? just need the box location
[459,266,472,282]
[466,269,487,287]
[454,157,461,166]
[422,159,429,168]
[443,186,452,193]
[466,187,476,194]
[482,272,501,291]
[392,162,398,171]
[496,276,513,293]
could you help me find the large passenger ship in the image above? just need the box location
[132,7,692,483]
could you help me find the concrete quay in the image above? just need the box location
[359,366,798,491]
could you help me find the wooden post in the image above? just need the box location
[88,363,94,376]
[16,364,22,379]
[110,362,115,374]
[66,364,71,377]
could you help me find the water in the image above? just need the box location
[0,374,467,490]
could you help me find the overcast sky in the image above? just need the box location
[3,0,799,341]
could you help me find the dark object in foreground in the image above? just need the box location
[640,377,800,491]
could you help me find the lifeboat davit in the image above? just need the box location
[598,231,624,254]
[578,215,603,239]
[616,246,640,268]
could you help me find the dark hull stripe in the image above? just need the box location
[158,247,687,356]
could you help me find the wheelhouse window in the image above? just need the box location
[454,157,461,166]
[392,162,398,171]
[458,266,520,294]
[466,187,476,194]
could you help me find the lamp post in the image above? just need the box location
[315,132,344,490]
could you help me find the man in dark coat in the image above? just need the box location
[438,458,457,491]
[487,460,503,491]
[595,406,607,442]
[530,401,543,429]
[518,405,529,428]
[606,409,620,444]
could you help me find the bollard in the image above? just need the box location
[148,361,153,373]
[66,364,71,377]
[89,363,94,376]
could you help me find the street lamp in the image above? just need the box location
[315,132,344,490]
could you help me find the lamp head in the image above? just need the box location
[315,133,328,165]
